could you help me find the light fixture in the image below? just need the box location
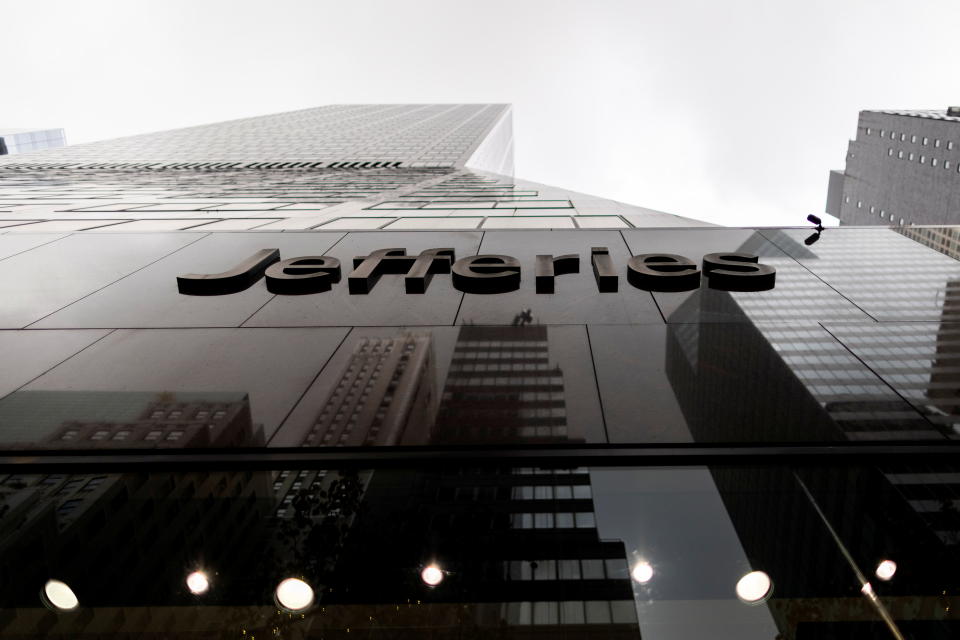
[275,578,314,611]
[735,570,772,604]
[420,564,444,587]
[875,559,897,581]
[631,561,654,584]
[186,571,210,595]
[42,579,79,611]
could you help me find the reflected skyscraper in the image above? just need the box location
[433,325,576,445]
[299,333,438,447]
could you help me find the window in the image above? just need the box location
[534,512,554,528]
[899,218,905,225]
[900,133,906,141]
[898,150,904,159]
[166,430,184,441]
[932,158,938,167]
[880,210,886,218]
[866,127,872,135]
[857,200,862,209]
[911,135,917,143]
[880,129,885,136]
[908,152,915,161]
[949,141,955,150]
[573,485,592,499]
[575,512,596,528]
[936,139,941,148]
[145,430,162,441]
[923,136,928,145]
[112,430,130,440]
[559,559,581,580]
[869,206,875,213]
[920,155,925,164]
[581,559,605,579]
[844,196,850,203]
[60,430,79,441]
[946,161,951,169]
[888,148,893,156]
[91,430,109,440]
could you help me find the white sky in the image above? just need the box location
[3,0,959,226]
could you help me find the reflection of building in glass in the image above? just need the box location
[433,326,576,444]
[897,225,960,260]
[664,232,960,637]
[0,391,272,630]
[300,334,437,446]
[322,466,639,636]
[42,392,262,448]
[667,231,941,442]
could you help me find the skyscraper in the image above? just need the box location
[0,104,703,232]
[826,107,960,226]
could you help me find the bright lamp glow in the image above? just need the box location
[43,579,79,611]
[875,559,897,581]
[186,571,210,595]
[735,570,772,604]
[631,561,654,584]
[420,564,444,586]
[275,578,314,611]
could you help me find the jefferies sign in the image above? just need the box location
[176,247,775,296]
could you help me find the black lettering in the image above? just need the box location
[702,252,776,291]
[451,255,521,294]
[535,254,580,294]
[627,254,700,291]
[264,256,341,295]
[177,248,279,296]
[405,248,455,294]
[591,247,618,292]
[348,248,414,294]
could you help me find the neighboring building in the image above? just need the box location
[827,107,960,225]
[0,128,66,156]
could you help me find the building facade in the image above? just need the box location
[827,107,960,226]
[0,105,957,639]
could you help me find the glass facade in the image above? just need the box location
[0,225,958,638]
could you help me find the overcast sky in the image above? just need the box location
[3,0,958,226]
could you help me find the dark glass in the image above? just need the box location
[0,462,956,638]
[0,233,201,328]
[36,232,345,328]
[0,227,956,449]
[0,328,348,445]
